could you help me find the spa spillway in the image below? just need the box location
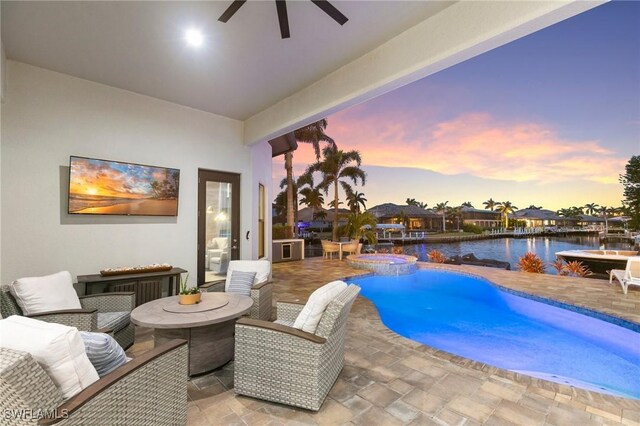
[346,253,417,275]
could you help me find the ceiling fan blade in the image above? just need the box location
[311,0,348,25]
[218,0,247,23]
[275,0,290,39]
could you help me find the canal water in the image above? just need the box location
[379,236,632,275]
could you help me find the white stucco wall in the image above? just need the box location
[250,142,272,260]
[0,41,5,281]
[1,61,271,284]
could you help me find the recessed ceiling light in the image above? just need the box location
[185,28,204,48]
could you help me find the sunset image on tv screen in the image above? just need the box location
[68,156,180,216]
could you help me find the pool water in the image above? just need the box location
[397,236,631,274]
[351,270,640,399]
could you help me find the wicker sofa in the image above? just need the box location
[234,284,360,411]
[200,260,273,321]
[0,339,188,425]
[0,287,136,350]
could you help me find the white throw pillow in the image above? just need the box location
[293,280,347,333]
[0,316,99,399]
[10,271,81,315]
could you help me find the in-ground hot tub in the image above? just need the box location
[346,253,417,275]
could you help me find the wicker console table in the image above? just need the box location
[77,267,187,306]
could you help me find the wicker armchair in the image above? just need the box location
[0,339,188,425]
[200,260,272,321]
[234,284,360,411]
[0,286,136,350]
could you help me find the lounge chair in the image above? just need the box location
[200,260,272,321]
[609,256,640,294]
[321,240,340,259]
[1,285,136,350]
[0,340,188,425]
[234,284,360,411]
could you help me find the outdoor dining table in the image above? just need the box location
[335,241,347,260]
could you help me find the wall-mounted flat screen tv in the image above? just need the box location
[68,156,180,216]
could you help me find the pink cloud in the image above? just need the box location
[292,110,626,185]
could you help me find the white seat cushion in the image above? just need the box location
[0,315,99,399]
[10,271,81,315]
[293,280,348,333]
[274,319,294,327]
[97,311,130,333]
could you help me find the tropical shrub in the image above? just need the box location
[564,261,592,277]
[272,224,293,240]
[517,252,546,273]
[428,249,447,263]
[550,259,569,276]
[392,246,405,255]
[462,223,483,234]
[343,211,378,244]
[549,259,592,277]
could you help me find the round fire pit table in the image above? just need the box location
[131,292,253,376]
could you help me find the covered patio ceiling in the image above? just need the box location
[1,0,605,146]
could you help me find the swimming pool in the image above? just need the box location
[350,270,640,399]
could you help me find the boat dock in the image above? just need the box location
[378,228,600,245]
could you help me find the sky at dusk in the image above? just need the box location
[273,1,640,212]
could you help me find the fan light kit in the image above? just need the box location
[218,0,348,39]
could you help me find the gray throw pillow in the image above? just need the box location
[79,331,127,377]
[227,270,256,296]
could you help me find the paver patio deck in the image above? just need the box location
[128,258,640,425]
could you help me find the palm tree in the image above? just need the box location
[310,146,366,241]
[461,202,474,208]
[583,203,599,216]
[526,205,543,210]
[347,191,367,213]
[557,208,580,219]
[314,210,327,221]
[273,190,287,219]
[279,177,300,226]
[496,201,518,228]
[395,210,409,227]
[571,206,584,216]
[449,206,463,230]
[599,205,611,232]
[298,173,325,221]
[328,199,343,208]
[282,120,335,237]
[344,211,378,244]
[408,198,428,209]
[435,201,449,232]
[483,198,497,211]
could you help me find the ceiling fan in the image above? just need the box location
[218,0,348,39]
